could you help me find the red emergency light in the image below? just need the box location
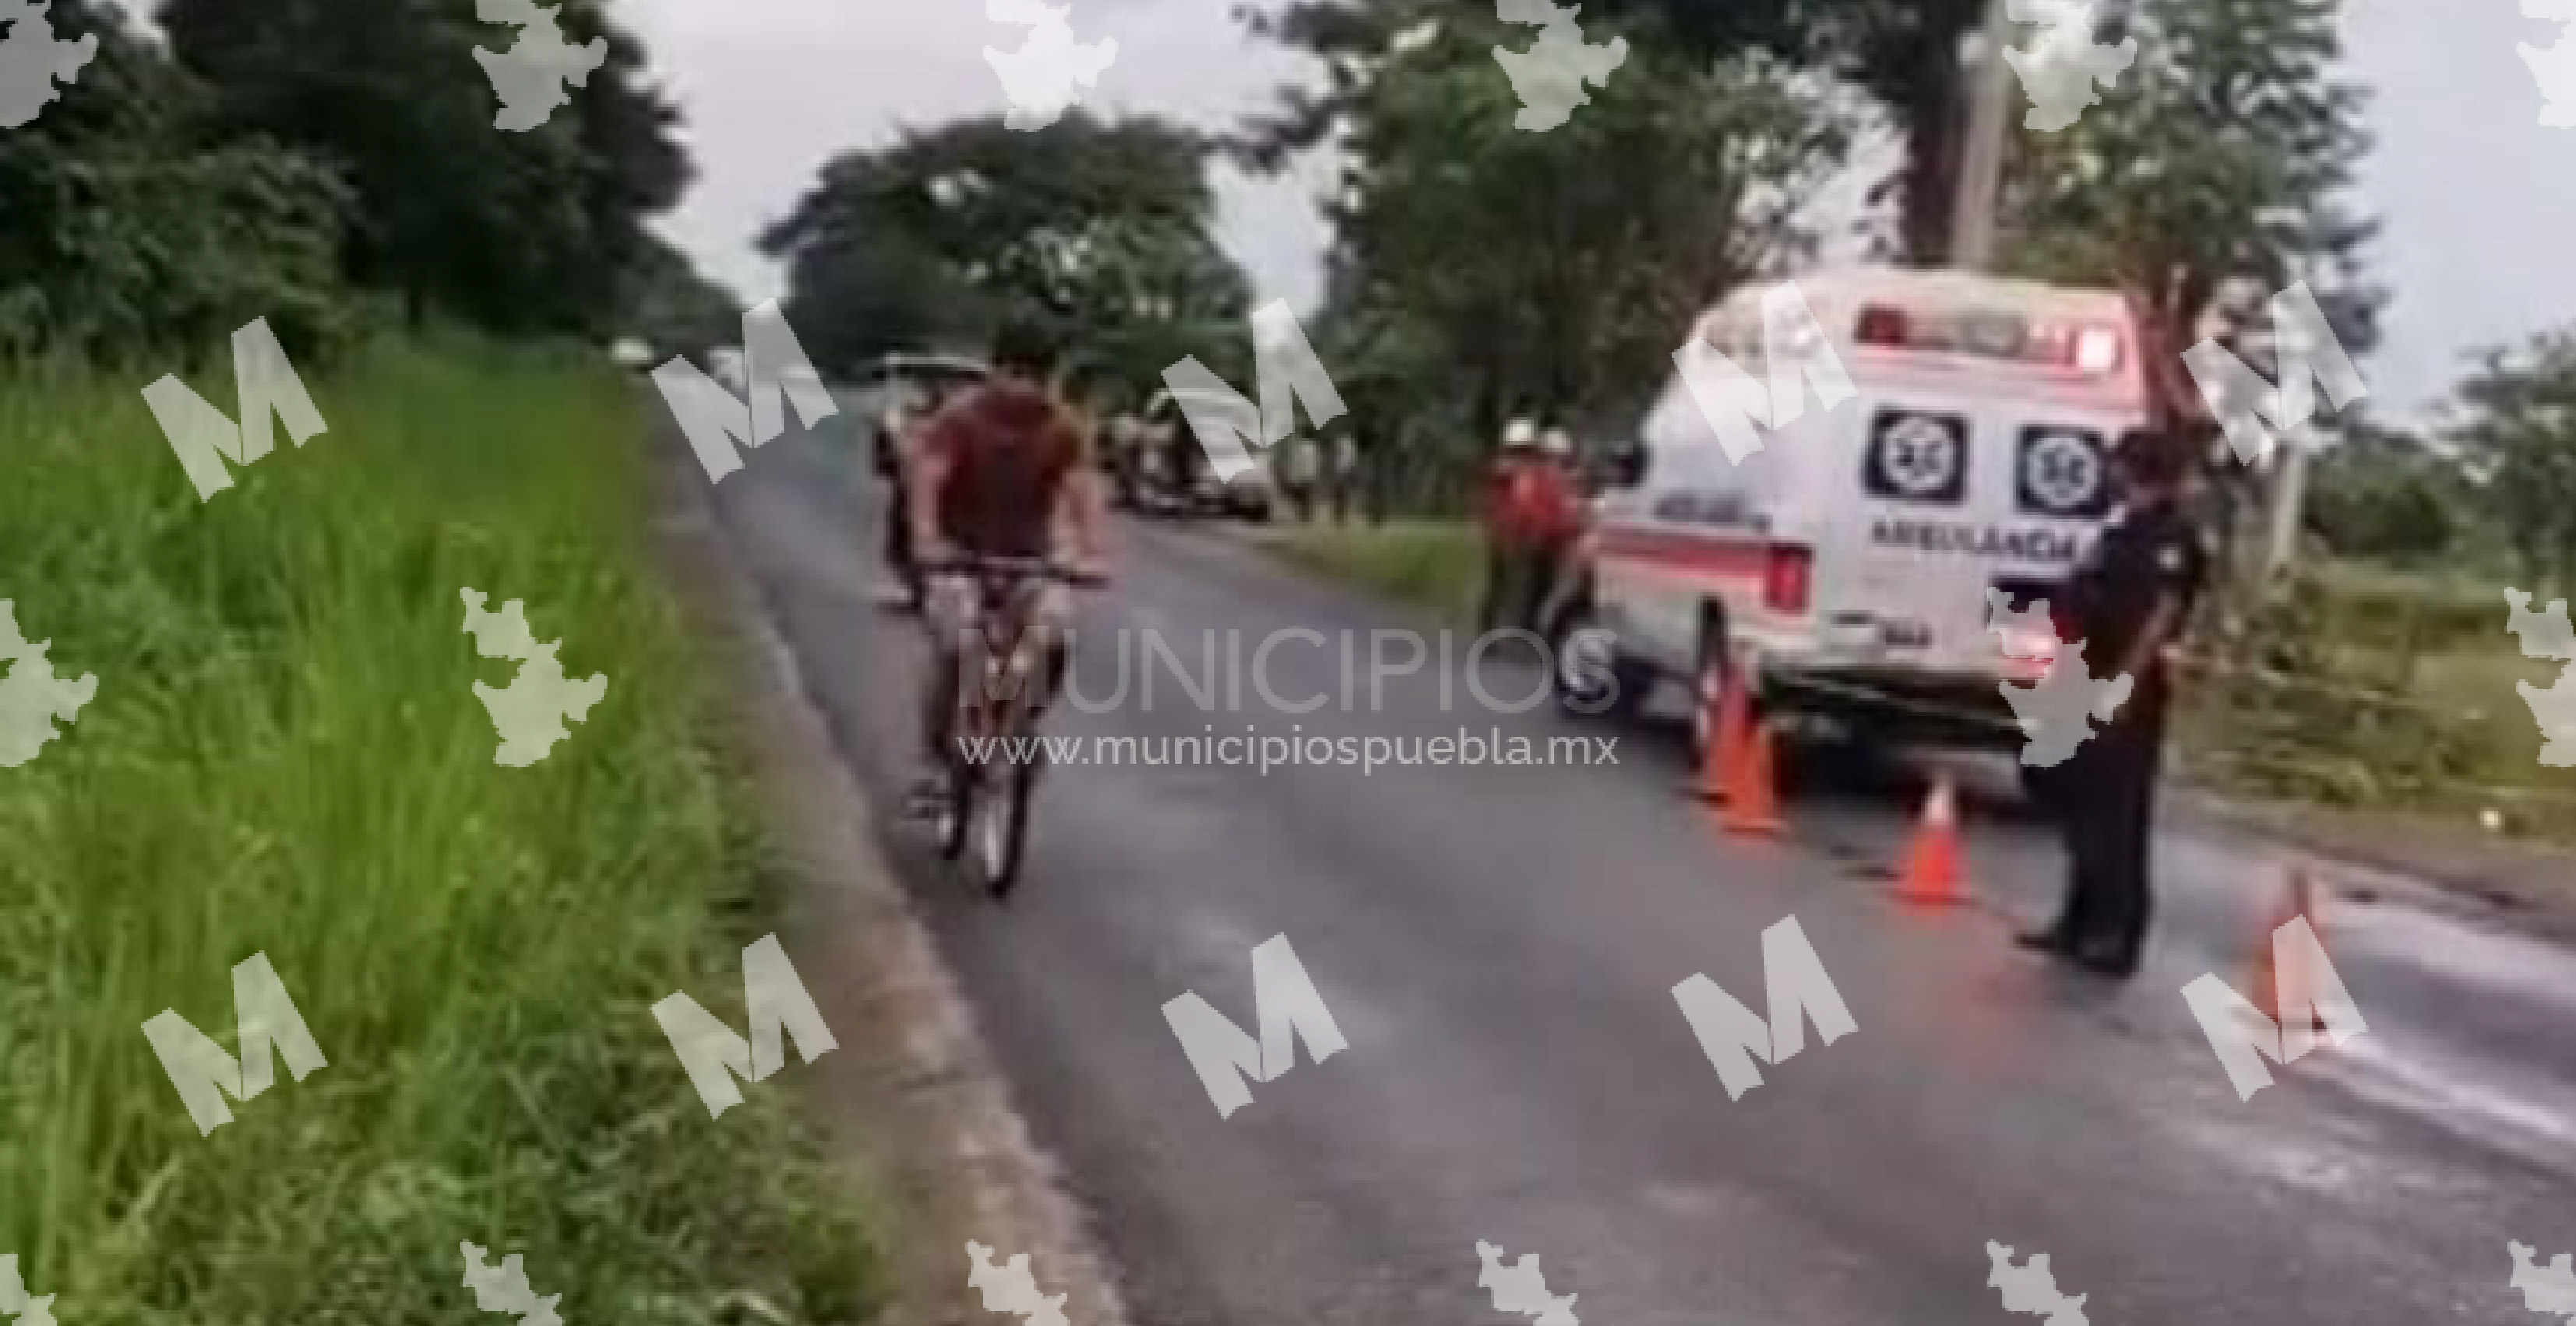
[2028,319,2126,372]
[1854,303,2124,373]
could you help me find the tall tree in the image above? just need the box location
[760,111,1252,383]
[778,224,979,370]
[2004,0,2379,418]
[1997,0,2378,589]
[1245,0,1984,263]
[1584,0,1986,260]
[0,0,354,361]
[1238,2,1850,492]
[158,0,688,334]
[2450,330,2576,592]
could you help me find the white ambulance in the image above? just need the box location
[1553,266,2150,772]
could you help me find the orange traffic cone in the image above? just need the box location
[1892,773,1965,908]
[2249,867,2329,1032]
[1719,718,1787,838]
[1693,665,1749,804]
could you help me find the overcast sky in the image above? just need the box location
[622,0,2576,420]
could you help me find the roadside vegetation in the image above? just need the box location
[1267,521,1485,626]
[2180,563,2575,832]
[5,1,735,369]
[0,341,881,1324]
[4,2,881,1320]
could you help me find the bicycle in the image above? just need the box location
[922,555,1101,898]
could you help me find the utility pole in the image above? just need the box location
[1947,0,2140,272]
[2261,263,2316,581]
[1949,0,2019,272]
[2263,423,2313,580]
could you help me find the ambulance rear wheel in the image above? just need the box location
[1688,615,1738,775]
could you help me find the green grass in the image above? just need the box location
[0,340,882,1324]
[1267,519,1484,624]
[2177,563,2574,832]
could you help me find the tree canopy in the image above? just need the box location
[161,0,689,335]
[2447,330,2576,591]
[760,111,1253,393]
[2,0,714,365]
[1233,0,1852,494]
[1243,0,1985,262]
[0,1,351,361]
[2005,0,2379,418]
[1583,0,1987,260]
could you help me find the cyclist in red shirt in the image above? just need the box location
[905,319,1110,805]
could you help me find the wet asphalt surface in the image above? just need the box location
[708,408,2576,1326]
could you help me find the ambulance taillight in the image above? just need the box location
[1999,627,2057,681]
[1764,546,1813,615]
[1855,305,1908,347]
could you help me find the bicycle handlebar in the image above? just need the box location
[922,554,1108,588]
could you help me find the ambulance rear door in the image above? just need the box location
[1802,296,2138,678]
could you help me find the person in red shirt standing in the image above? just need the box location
[1524,428,1585,634]
[1479,420,1582,636]
[1479,418,1539,633]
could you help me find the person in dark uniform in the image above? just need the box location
[2017,426,2211,979]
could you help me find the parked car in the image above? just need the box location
[709,345,747,394]
[857,353,992,479]
[1140,387,1276,522]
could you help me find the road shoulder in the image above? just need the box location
[2176,789,2576,942]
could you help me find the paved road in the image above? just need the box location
[714,409,2576,1326]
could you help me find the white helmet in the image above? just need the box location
[1538,428,1573,457]
[1502,418,1538,448]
